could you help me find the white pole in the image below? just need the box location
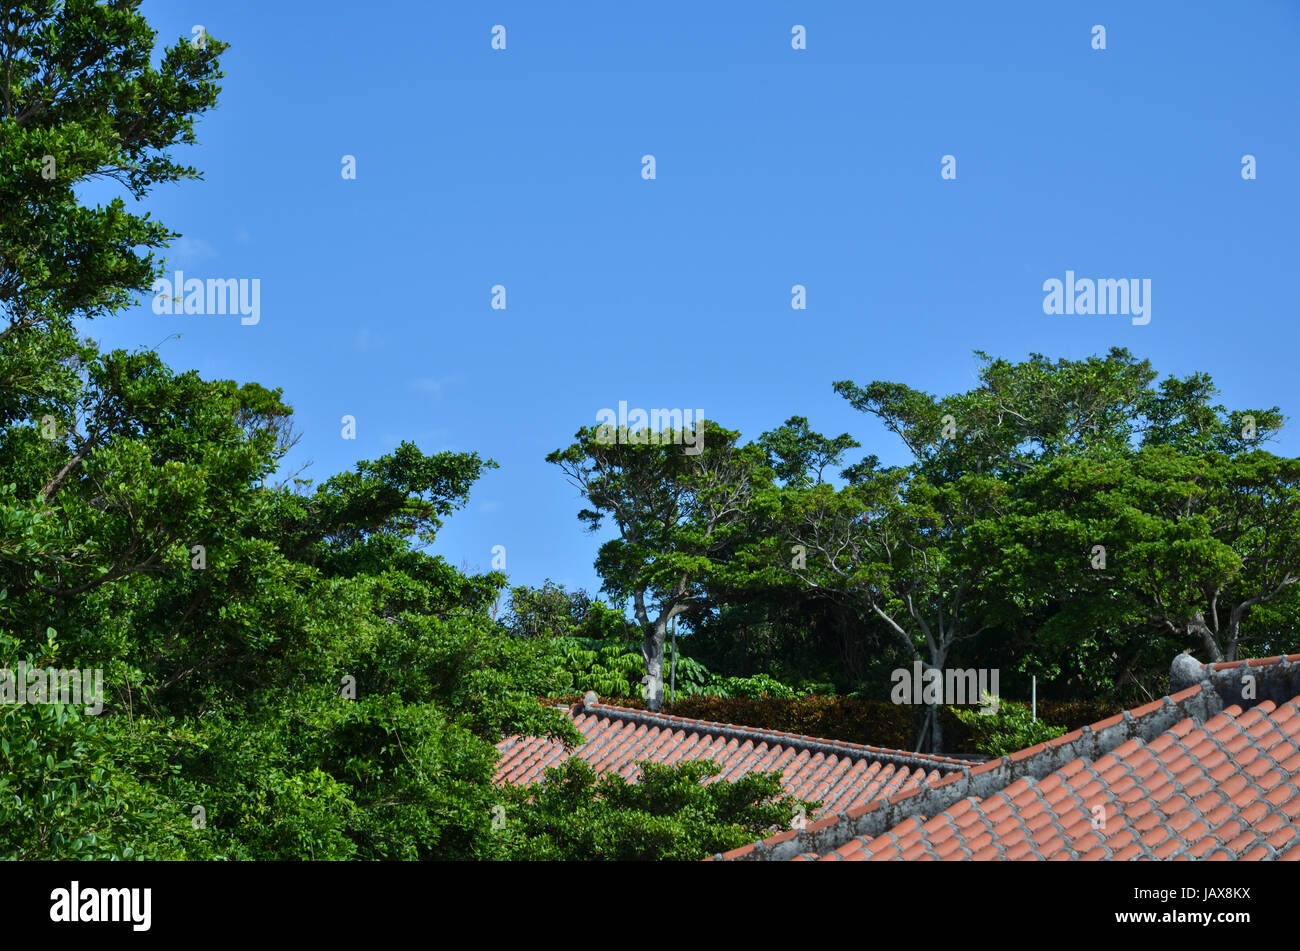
[1032,675,1037,722]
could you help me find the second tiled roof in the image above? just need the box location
[495,698,969,818]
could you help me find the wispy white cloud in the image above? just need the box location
[356,327,388,352]
[168,235,220,263]
[407,375,462,396]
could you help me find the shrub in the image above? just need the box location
[948,693,1068,758]
[497,758,817,861]
[710,673,798,699]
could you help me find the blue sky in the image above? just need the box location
[80,0,1300,607]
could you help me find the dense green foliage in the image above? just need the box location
[949,696,1068,758]
[497,758,809,861]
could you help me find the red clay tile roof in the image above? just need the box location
[720,652,1300,861]
[495,697,969,818]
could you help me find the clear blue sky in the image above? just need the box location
[80,0,1300,606]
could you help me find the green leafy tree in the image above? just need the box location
[0,0,229,340]
[547,421,773,711]
[996,447,1300,665]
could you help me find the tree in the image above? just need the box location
[999,447,1300,664]
[0,0,229,340]
[0,333,580,859]
[778,471,1004,752]
[547,421,772,711]
[757,415,862,488]
[501,580,596,638]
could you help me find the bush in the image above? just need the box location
[710,673,799,699]
[948,694,1068,758]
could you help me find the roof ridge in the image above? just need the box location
[1174,652,1300,708]
[581,699,970,772]
[1206,651,1300,670]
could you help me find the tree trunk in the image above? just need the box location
[926,647,947,755]
[1224,617,1241,663]
[1186,613,1223,663]
[643,619,667,711]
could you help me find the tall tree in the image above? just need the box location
[778,470,1004,752]
[547,421,772,710]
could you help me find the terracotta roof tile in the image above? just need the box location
[1159,793,1194,817]
[1128,698,1166,719]
[1058,758,1088,780]
[1019,796,1049,822]
[1062,814,1095,842]
[1115,783,1147,806]
[1133,757,1164,781]
[1275,788,1300,820]
[1237,800,1269,825]
[1023,811,1053,836]
[1146,731,1180,755]
[1182,776,1213,800]
[1005,840,1037,860]
[1255,811,1285,836]
[1224,829,1257,855]
[1035,834,1068,857]
[1220,773,1251,800]
[866,843,903,861]
[1153,837,1183,859]
[1212,818,1247,843]
[1179,819,1211,844]
[1139,824,1171,849]
[1268,827,1298,851]
[992,815,1021,838]
[1243,757,1273,779]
